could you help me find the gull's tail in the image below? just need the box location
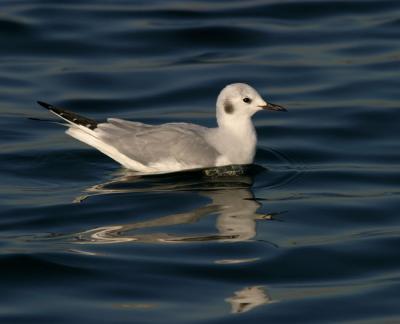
[37,101,98,130]
[36,101,150,172]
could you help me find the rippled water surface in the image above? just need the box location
[1,0,400,322]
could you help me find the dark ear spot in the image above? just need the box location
[224,100,234,114]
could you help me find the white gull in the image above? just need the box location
[38,83,286,173]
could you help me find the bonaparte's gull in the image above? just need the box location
[38,83,286,173]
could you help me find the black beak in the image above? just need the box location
[259,102,287,112]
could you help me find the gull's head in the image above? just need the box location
[216,83,286,126]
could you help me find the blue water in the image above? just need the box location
[1,0,400,322]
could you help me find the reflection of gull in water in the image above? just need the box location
[226,286,275,314]
[71,166,282,244]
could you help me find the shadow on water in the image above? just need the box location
[59,164,287,245]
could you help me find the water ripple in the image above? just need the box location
[1,0,400,322]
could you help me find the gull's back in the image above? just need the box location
[98,119,219,170]
[68,118,220,172]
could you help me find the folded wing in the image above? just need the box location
[38,101,220,172]
[95,119,219,170]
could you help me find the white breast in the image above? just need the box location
[207,119,257,165]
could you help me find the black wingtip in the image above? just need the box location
[36,101,99,130]
[37,101,53,110]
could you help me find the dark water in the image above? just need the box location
[1,0,400,322]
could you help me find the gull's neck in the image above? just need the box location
[212,115,257,165]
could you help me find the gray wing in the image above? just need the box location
[95,118,220,167]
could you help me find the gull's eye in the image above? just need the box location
[243,97,252,104]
